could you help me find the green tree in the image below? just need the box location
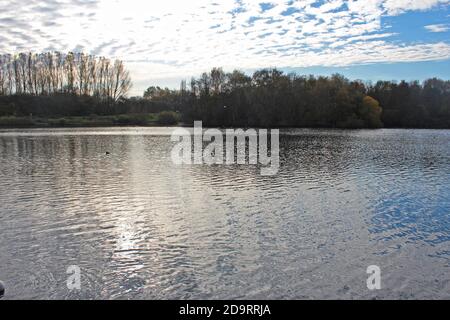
[361,96,383,128]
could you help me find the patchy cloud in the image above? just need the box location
[0,0,449,94]
[382,0,449,15]
[425,23,450,32]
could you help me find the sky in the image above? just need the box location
[0,0,449,96]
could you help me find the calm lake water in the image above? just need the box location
[0,127,449,300]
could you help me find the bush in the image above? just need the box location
[157,111,179,125]
[0,116,34,127]
[0,103,16,116]
[48,118,67,127]
[114,114,149,126]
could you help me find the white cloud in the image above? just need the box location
[425,23,450,32]
[0,0,449,95]
[382,0,449,15]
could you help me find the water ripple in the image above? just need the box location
[0,128,449,299]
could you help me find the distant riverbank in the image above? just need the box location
[0,112,180,128]
[2,115,450,129]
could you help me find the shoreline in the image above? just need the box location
[0,113,180,129]
[1,115,449,130]
[0,123,449,131]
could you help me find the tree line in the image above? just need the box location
[150,68,448,128]
[368,78,450,128]
[1,53,449,128]
[179,69,383,128]
[0,52,131,104]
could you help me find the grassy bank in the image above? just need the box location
[0,111,181,128]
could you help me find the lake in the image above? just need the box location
[0,128,449,299]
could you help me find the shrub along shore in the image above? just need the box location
[0,112,180,128]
